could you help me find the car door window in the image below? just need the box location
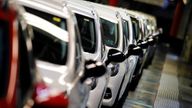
[0,20,10,98]
[122,19,129,53]
[32,26,68,65]
[18,23,34,102]
[122,19,129,40]
[131,17,139,41]
[122,35,127,53]
[100,18,119,48]
[74,26,82,72]
[100,24,105,60]
[24,7,67,30]
[75,14,96,53]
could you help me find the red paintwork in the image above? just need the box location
[0,4,69,108]
[32,83,69,108]
[0,6,18,108]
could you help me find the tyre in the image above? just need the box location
[129,74,141,91]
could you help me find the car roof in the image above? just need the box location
[89,2,119,23]
[64,0,96,18]
[106,6,131,21]
[135,12,157,27]
[17,0,71,19]
[24,12,69,42]
[117,8,130,20]
[126,10,138,18]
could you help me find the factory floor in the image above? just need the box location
[122,44,192,108]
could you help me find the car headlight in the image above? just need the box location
[111,64,119,77]
[85,77,98,90]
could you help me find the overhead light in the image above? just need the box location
[183,0,188,4]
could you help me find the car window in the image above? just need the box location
[122,19,129,40]
[32,26,68,65]
[24,7,67,30]
[131,17,139,41]
[75,26,82,72]
[122,35,126,53]
[0,20,9,98]
[18,23,34,102]
[100,18,119,48]
[100,23,105,60]
[131,21,136,40]
[75,13,96,53]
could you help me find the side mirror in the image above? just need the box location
[137,39,143,44]
[158,28,163,34]
[147,38,155,46]
[105,49,126,66]
[137,41,149,49]
[127,45,143,58]
[81,60,106,82]
[152,28,163,38]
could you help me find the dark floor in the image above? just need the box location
[178,59,192,108]
[122,44,192,108]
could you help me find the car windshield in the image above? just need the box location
[32,26,68,65]
[75,13,96,53]
[100,18,119,48]
[0,20,10,97]
[25,7,67,30]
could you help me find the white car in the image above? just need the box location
[90,3,133,107]
[127,10,156,91]
[63,1,110,108]
[19,0,106,107]
[137,13,159,67]
[114,8,140,101]
[94,5,142,106]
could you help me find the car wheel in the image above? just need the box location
[129,73,142,91]
[116,83,130,108]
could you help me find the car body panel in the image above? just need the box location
[18,0,91,107]
[90,3,130,106]
[64,1,109,108]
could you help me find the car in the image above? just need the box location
[18,0,106,107]
[90,2,142,107]
[99,4,143,102]
[128,11,158,69]
[114,8,142,101]
[127,10,157,91]
[0,1,37,108]
[138,13,160,67]
[90,3,126,107]
[62,1,109,107]
[65,1,132,107]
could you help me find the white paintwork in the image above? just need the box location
[24,13,69,42]
[89,3,130,106]
[19,0,90,107]
[113,8,137,100]
[63,1,110,108]
[103,6,140,102]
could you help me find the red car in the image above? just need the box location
[0,1,37,108]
